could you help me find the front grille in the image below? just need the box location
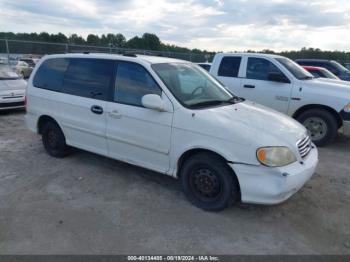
[0,101,25,108]
[297,135,312,158]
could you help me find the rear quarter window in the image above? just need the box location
[33,58,69,92]
[218,56,241,77]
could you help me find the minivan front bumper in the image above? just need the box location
[230,147,318,205]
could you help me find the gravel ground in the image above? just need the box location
[0,111,349,255]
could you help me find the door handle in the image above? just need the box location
[109,110,122,119]
[91,105,103,115]
[243,84,255,89]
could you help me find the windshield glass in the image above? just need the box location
[0,65,20,80]
[276,57,314,80]
[331,61,349,73]
[152,63,241,108]
[320,68,339,79]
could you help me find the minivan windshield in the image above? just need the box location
[276,57,314,80]
[0,65,20,80]
[152,63,241,108]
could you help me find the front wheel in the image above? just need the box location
[180,153,240,211]
[297,109,338,147]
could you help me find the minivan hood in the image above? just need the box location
[179,101,306,148]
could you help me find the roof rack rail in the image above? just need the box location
[122,53,137,57]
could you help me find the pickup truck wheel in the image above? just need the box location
[297,109,338,147]
[180,152,240,211]
[42,121,69,158]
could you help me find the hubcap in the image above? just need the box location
[303,117,328,141]
[190,168,222,201]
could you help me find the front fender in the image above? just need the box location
[169,128,259,177]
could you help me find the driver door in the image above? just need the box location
[106,61,173,173]
[240,57,292,113]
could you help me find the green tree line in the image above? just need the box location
[1,32,350,62]
[0,31,213,55]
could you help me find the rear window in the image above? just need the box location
[218,56,241,77]
[62,58,115,100]
[33,58,69,92]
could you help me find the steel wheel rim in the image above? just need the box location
[303,117,328,141]
[189,167,222,202]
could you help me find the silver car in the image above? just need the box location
[0,65,27,111]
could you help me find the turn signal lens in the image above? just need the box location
[257,147,297,167]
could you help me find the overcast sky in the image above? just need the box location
[1,0,350,51]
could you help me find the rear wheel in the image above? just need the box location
[297,109,338,147]
[41,121,69,158]
[180,152,240,211]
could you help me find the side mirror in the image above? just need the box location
[268,72,290,83]
[141,94,165,111]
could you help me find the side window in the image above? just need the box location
[33,58,69,92]
[114,62,161,107]
[246,57,284,81]
[321,63,338,75]
[62,58,114,100]
[218,57,241,77]
[310,71,322,78]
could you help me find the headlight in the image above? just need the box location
[257,147,297,167]
[344,103,350,113]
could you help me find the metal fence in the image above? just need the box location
[0,39,215,65]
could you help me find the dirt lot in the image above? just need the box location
[0,111,349,255]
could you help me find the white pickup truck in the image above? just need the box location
[210,53,350,146]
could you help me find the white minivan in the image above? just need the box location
[26,53,318,211]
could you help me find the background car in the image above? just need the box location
[0,64,27,111]
[197,62,211,71]
[302,66,339,79]
[296,59,350,81]
[343,63,350,71]
[15,58,38,79]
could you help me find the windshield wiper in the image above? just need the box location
[188,100,229,108]
[225,96,244,103]
[188,97,243,109]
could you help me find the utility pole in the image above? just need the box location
[5,39,10,64]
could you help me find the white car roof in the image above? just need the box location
[41,53,189,65]
[217,52,286,59]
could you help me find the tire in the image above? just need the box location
[296,109,338,147]
[41,121,69,158]
[180,152,240,211]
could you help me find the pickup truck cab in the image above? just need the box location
[210,53,350,146]
[26,53,318,211]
